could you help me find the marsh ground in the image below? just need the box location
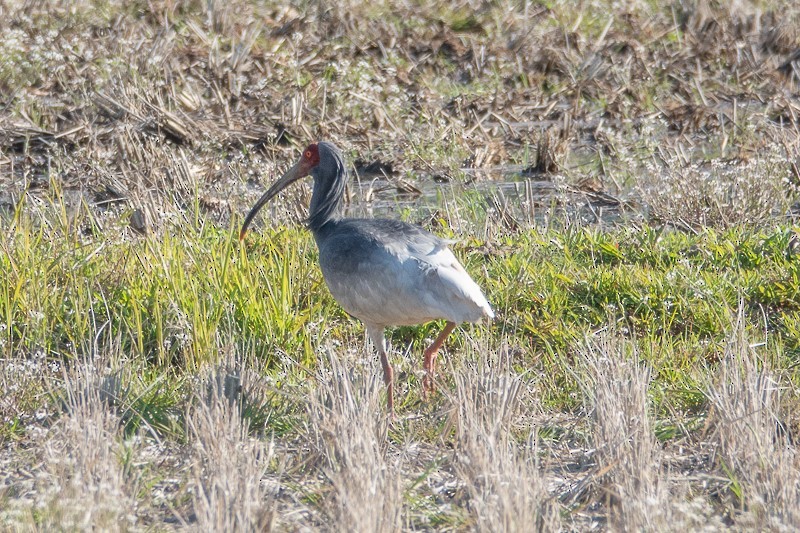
[1,0,800,530]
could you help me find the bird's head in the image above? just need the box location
[240,142,345,239]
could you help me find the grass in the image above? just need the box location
[2,199,799,528]
[2,0,800,529]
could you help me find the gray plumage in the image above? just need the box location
[241,141,494,413]
[316,218,492,326]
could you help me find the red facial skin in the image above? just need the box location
[300,143,321,174]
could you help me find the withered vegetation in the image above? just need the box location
[2,0,800,530]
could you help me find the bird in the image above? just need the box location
[240,141,494,413]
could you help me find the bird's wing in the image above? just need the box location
[318,220,493,326]
[421,246,494,322]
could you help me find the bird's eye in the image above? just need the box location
[305,150,312,159]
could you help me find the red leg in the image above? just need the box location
[422,321,456,396]
[379,349,394,414]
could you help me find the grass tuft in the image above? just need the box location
[187,362,276,531]
[451,350,561,532]
[2,357,137,530]
[579,332,722,529]
[705,309,800,528]
[306,348,402,532]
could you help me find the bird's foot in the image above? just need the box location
[422,373,436,399]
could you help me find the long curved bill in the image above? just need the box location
[240,160,307,240]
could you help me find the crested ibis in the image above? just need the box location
[240,141,494,412]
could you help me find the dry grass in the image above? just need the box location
[2,0,799,232]
[451,350,561,532]
[582,334,665,528]
[706,311,800,529]
[579,332,723,530]
[307,348,402,532]
[1,358,137,530]
[187,364,276,531]
[641,143,798,229]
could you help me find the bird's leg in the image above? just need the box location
[422,321,456,396]
[380,348,394,414]
[367,325,394,414]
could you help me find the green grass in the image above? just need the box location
[1,204,325,370]
[2,193,798,442]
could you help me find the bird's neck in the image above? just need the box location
[310,217,339,245]
[307,173,345,232]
